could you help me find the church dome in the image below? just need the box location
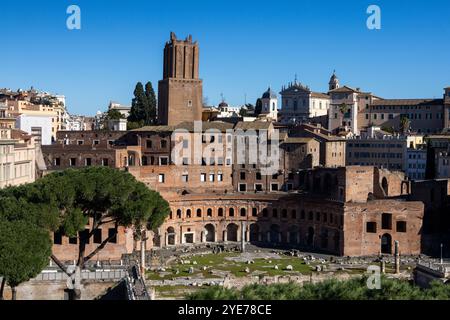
[218,101,229,108]
[262,87,277,99]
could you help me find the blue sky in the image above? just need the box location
[1,0,450,116]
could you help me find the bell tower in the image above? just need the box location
[158,32,203,125]
[444,87,450,128]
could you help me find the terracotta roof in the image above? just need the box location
[234,121,272,131]
[371,99,443,106]
[329,85,360,93]
[131,125,176,132]
[310,92,330,99]
[282,137,315,144]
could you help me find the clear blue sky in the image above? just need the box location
[1,0,450,116]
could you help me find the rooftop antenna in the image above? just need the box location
[294,74,298,85]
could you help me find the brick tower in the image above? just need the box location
[158,32,203,125]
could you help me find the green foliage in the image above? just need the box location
[400,116,410,134]
[0,219,52,290]
[187,276,450,300]
[0,167,170,267]
[128,81,157,125]
[127,120,145,130]
[339,103,350,115]
[254,99,262,116]
[187,286,240,300]
[105,109,125,120]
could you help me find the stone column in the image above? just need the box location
[394,240,400,274]
[223,230,227,242]
[241,221,246,252]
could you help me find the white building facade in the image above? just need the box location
[15,114,52,145]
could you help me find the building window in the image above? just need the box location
[54,158,61,166]
[396,221,407,233]
[93,140,100,145]
[187,100,193,107]
[252,208,257,217]
[53,231,62,245]
[256,172,262,180]
[239,183,247,192]
[255,184,263,192]
[382,213,392,230]
[218,174,223,182]
[159,157,169,165]
[240,172,246,180]
[161,140,167,148]
[186,209,192,218]
[77,140,84,145]
[108,228,117,243]
[200,173,206,182]
[209,174,215,182]
[240,208,246,217]
[182,174,189,182]
[281,209,287,218]
[69,236,78,245]
[85,158,92,166]
[102,158,109,166]
[263,208,268,217]
[291,210,297,219]
[218,208,224,217]
[196,209,202,217]
[146,140,152,148]
[93,229,102,244]
[273,208,278,218]
[207,208,213,217]
[271,183,278,191]
[70,158,77,166]
[366,222,377,233]
[229,208,234,217]
[158,174,165,183]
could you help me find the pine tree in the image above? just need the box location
[144,81,157,125]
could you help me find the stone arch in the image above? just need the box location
[382,177,389,196]
[333,231,340,251]
[307,227,315,246]
[270,224,281,243]
[381,233,392,254]
[249,223,259,242]
[288,225,299,244]
[320,228,329,249]
[167,227,176,245]
[204,224,215,242]
[226,223,238,241]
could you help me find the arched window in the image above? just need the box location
[291,210,297,219]
[207,208,213,217]
[240,208,246,217]
[177,209,182,219]
[196,209,202,217]
[229,208,235,217]
[186,209,192,218]
[218,208,224,217]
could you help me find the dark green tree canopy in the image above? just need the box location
[128,81,157,126]
[0,167,170,268]
[0,219,52,296]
